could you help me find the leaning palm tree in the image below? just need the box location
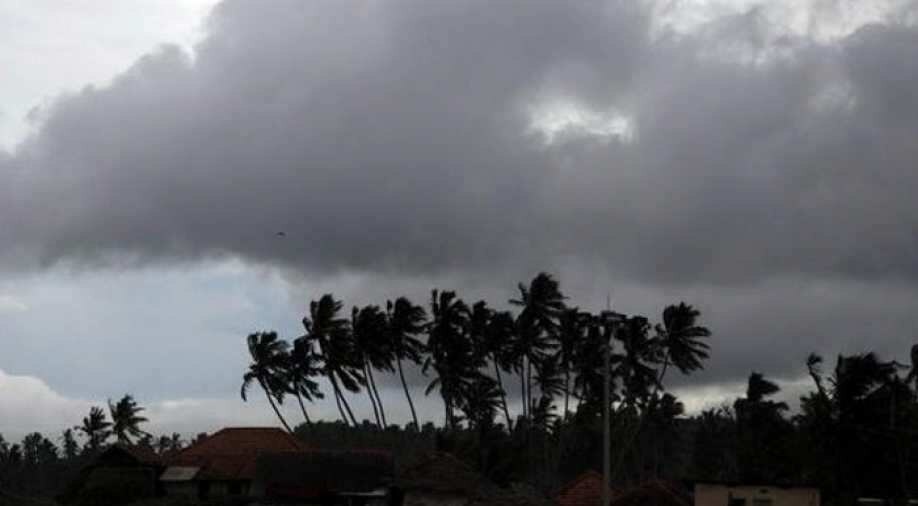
[241,331,294,433]
[653,302,711,387]
[108,394,149,444]
[288,337,325,425]
[510,272,565,419]
[76,406,111,452]
[557,308,588,419]
[425,289,472,429]
[303,294,364,427]
[385,297,427,429]
[485,310,516,429]
[613,315,659,409]
[352,305,391,428]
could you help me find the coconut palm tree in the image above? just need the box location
[424,289,472,429]
[75,406,111,452]
[557,308,589,419]
[60,429,79,460]
[485,309,516,429]
[303,294,364,427]
[653,302,711,387]
[613,315,659,410]
[385,297,427,429]
[510,273,565,419]
[288,336,325,425]
[241,331,294,433]
[352,305,391,428]
[108,394,149,444]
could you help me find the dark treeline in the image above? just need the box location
[0,394,195,500]
[243,272,918,504]
[4,273,918,505]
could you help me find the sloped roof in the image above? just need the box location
[398,452,488,495]
[176,427,305,457]
[555,471,619,506]
[609,481,690,506]
[255,450,394,499]
[166,427,307,481]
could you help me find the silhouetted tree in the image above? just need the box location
[108,395,149,444]
[386,297,427,430]
[76,406,111,452]
[60,428,79,460]
[288,336,325,425]
[425,289,472,429]
[352,305,391,428]
[510,272,565,419]
[304,295,364,427]
[241,331,294,432]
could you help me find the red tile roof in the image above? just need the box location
[555,471,618,506]
[167,427,307,481]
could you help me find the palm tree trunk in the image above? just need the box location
[328,372,353,426]
[259,378,293,433]
[563,369,571,420]
[493,360,513,431]
[519,365,527,419]
[367,363,388,427]
[364,361,383,428]
[526,357,533,419]
[336,376,360,427]
[294,389,312,425]
[397,358,419,429]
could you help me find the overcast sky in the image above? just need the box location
[3,0,918,441]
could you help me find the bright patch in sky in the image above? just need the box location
[528,99,634,144]
[654,0,912,42]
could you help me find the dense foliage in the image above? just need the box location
[4,273,918,506]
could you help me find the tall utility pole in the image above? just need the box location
[602,294,612,506]
[602,331,611,506]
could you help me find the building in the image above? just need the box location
[694,483,820,506]
[160,426,307,500]
[555,471,619,506]
[59,444,164,505]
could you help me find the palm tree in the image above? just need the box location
[352,305,391,428]
[303,294,364,427]
[485,310,516,429]
[908,344,918,386]
[60,429,79,460]
[241,331,294,433]
[510,273,565,419]
[653,302,711,388]
[425,289,472,429]
[108,394,149,444]
[558,308,588,419]
[385,297,427,429]
[76,406,111,452]
[613,315,659,410]
[288,337,325,425]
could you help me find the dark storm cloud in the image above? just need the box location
[4,0,918,392]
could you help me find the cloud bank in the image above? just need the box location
[3,0,918,427]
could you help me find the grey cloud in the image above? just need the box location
[4,0,918,398]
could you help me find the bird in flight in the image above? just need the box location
[276,231,286,238]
